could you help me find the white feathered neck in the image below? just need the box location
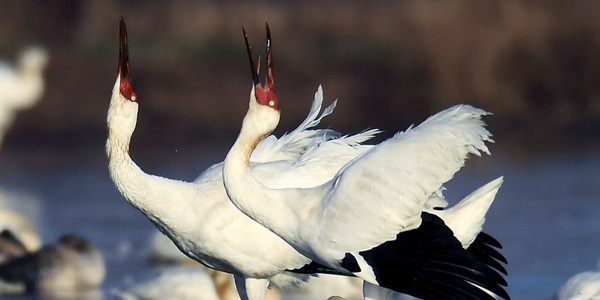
[223,87,329,245]
[106,76,202,232]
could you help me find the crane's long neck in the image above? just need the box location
[223,115,309,244]
[106,126,196,232]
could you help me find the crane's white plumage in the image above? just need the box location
[433,176,503,248]
[223,26,509,300]
[224,92,508,298]
[108,19,380,300]
[309,105,493,252]
[0,47,48,147]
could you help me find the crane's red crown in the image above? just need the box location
[119,17,138,102]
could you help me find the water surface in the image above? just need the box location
[1,146,599,300]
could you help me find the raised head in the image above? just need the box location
[243,23,278,110]
[119,17,137,102]
[107,17,140,151]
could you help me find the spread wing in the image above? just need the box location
[314,105,493,252]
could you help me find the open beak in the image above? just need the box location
[265,24,275,93]
[243,27,260,87]
[119,17,137,101]
[243,23,275,94]
[119,18,130,84]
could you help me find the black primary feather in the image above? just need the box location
[353,212,510,300]
[289,260,351,276]
[468,232,508,275]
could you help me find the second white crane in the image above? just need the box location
[223,25,510,300]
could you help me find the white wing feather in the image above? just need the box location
[251,85,340,163]
[433,176,503,248]
[247,85,381,189]
[313,105,493,252]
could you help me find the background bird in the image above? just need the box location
[0,210,41,263]
[0,234,105,298]
[556,264,600,300]
[0,47,48,148]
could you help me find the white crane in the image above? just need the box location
[557,268,600,300]
[108,18,381,300]
[0,46,48,147]
[222,25,509,300]
[0,234,105,297]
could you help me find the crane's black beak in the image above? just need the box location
[265,23,274,93]
[119,17,137,101]
[119,17,130,83]
[243,23,275,93]
[243,27,260,87]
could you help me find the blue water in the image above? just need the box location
[443,152,600,299]
[1,145,599,300]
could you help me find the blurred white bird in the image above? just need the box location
[0,234,105,298]
[114,267,223,300]
[0,229,29,265]
[115,266,285,300]
[108,18,379,300]
[0,46,48,147]
[283,274,363,300]
[223,25,509,300]
[0,210,41,263]
[0,193,44,293]
[557,267,600,300]
[0,188,43,248]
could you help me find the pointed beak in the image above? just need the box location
[119,17,130,82]
[242,24,278,110]
[119,17,137,102]
[243,23,275,93]
[265,23,275,94]
[243,27,260,87]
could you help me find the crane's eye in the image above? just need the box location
[120,80,137,102]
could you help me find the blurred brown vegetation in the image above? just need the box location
[1,0,599,158]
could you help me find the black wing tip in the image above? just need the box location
[288,261,351,276]
[468,239,509,275]
[477,231,504,249]
[470,231,509,272]
[356,212,510,299]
